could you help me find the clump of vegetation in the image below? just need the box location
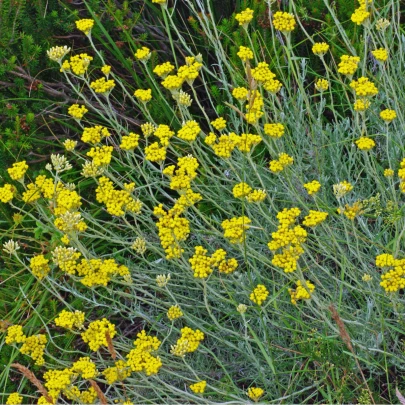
[2,0,405,404]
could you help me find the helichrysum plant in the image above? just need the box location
[2,1,405,404]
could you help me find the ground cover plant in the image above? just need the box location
[1,0,405,404]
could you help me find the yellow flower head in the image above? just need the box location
[315,78,329,92]
[355,137,375,151]
[312,42,329,56]
[351,6,370,25]
[6,393,23,405]
[75,19,94,35]
[337,55,360,76]
[135,47,151,61]
[249,284,269,306]
[303,180,321,195]
[237,46,254,62]
[247,387,265,402]
[288,280,315,305]
[68,104,88,119]
[372,48,388,62]
[273,11,296,33]
[190,381,207,394]
[134,89,152,103]
[380,109,396,123]
[235,8,254,27]
[264,123,285,138]
[7,161,28,181]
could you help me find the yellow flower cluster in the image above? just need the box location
[81,318,117,351]
[126,330,162,375]
[70,356,97,379]
[6,393,23,405]
[81,125,110,144]
[337,201,363,220]
[141,122,156,136]
[52,246,81,274]
[264,123,285,138]
[355,137,375,151]
[7,161,28,181]
[268,208,306,273]
[315,78,329,92]
[75,257,130,287]
[238,133,262,152]
[380,109,396,122]
[372,48,388,62]
[43,368,73,402]
[232,182,252,198]
[247,387,265,402]
[54,309,85,330]
[337,55,360,76]
[171,327,204,356]
[96,176,142,216]
[20,334,47,365]
[312,42,330,56]
[211,117,227,131]
[269,152,294,173]
[68,104,88,119]
[302,210,328,227]
[153,62,175,78]
[350,77,378,97]
[384,168,394,177]
[120,132,140,150]
[351,7,370,25]
[90,77,116,94]
[353,99,370,112]
[5,325,26,344]
[134,89,152,103]
[232,87,249,101]
[87,145,113,166]
[232,182,266,203]
[134,46,151,61]
[167,305,183,320]
[161,75,184,91]
[251,62,275,82]
[101,65,111,75]
[47,45,70,62]
[154,204,190,259]
[288,280,315,305]
[75,19,94,35]
[303,180,321,195]
[245,90,264,124]
[159,56,202,89]
[63,139,77,151]
[190,381,207,394]
[273,11,296,32]
[177,120,201,141]
[145,142,167,162]
[189,246,238,278]
[333,180,353,198]
[249,284,269,306]
[103,360,131,384]
[235,8,254,26]
[222,216,251,244]
[376,253,405,292]
[237,46,254,62]
[0,184,15,203]
[64,387,97,404]
[178,56,202,84]
[29,254,51,280]
[163,155,198,191]
[61,53,93,76]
